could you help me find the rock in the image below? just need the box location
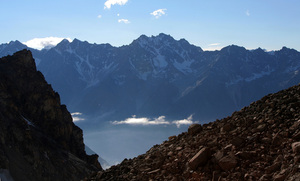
[273,169,288,181]
[231,137,244,147]
[188,124,202,135]
[292,142,300,154]
[168,136,176,140]
[265,162,281,174]
[221,123,233,133]
[272,133,283,146]
[235,151,252,159]
[188,147,210,170]
[257,124,267,132]
[218,155,238,171]
[148,169,160,174]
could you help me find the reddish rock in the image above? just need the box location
[218,155,238,171]
[221,123,233,132]
[292,142,300,154]
[265,162,281,174]
[188,124,202,135]
[273,169,288,181]
[188,147,210,170]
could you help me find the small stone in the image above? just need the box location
[265,162,281,174]
[148,169,160,174]
[175,147,183,151]
[292,142,300,154]
[231,137,244,147]
[272,133,283,146]
[168,136,176,140]
[235,151,251,159]
[257,124,267,132]
[273,169,287,181]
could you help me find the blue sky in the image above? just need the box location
[1,0,300,51]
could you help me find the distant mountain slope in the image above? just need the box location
[1,34,300,122]
[90,83,300,180]
[0,50,101,181]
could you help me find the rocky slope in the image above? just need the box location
[0,50,102,181]
[89,84,300,180]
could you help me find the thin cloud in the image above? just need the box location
[112,115,194,128]
[71,112,85,122]
[71,112,83,116]
[209,43,221,46]
[104,0,128,9]
[118,19,130,24]
[172,115,194,128]
[204,43,223,51]
[97,15,102,19]
[112,115,169,125]
[150,9,167,19]
[72,117,85,122]
[246,10,250,16]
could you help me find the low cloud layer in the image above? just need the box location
[112,115,195,128]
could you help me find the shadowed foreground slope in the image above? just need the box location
[89,84,300,180]
[0,50,102,181]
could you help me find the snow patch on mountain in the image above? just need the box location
[245,70,273,82]
[153,54,168,68]
[226,69,274,87]
[173,59,194,74]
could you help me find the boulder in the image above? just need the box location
[218,155,238,171]
[188,147,210,170]
[188,124,202,135]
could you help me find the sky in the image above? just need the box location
[1,0,300,51]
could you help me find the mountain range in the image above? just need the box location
[1,33,300,124]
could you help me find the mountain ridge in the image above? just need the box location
[0,34,299,123]
[0,50,101,181]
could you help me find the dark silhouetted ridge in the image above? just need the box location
[0,50,102,181]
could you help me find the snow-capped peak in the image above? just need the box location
[23,37,73,50]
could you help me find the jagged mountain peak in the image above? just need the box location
[55,38,71,49]
[277,46,299,55]
[153,33,175,41]
[133,33,182,48]
[8,40,24,46]
[220,44,247,54]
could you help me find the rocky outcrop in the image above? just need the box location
[0,50,101,181]
[89,84,300,180]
